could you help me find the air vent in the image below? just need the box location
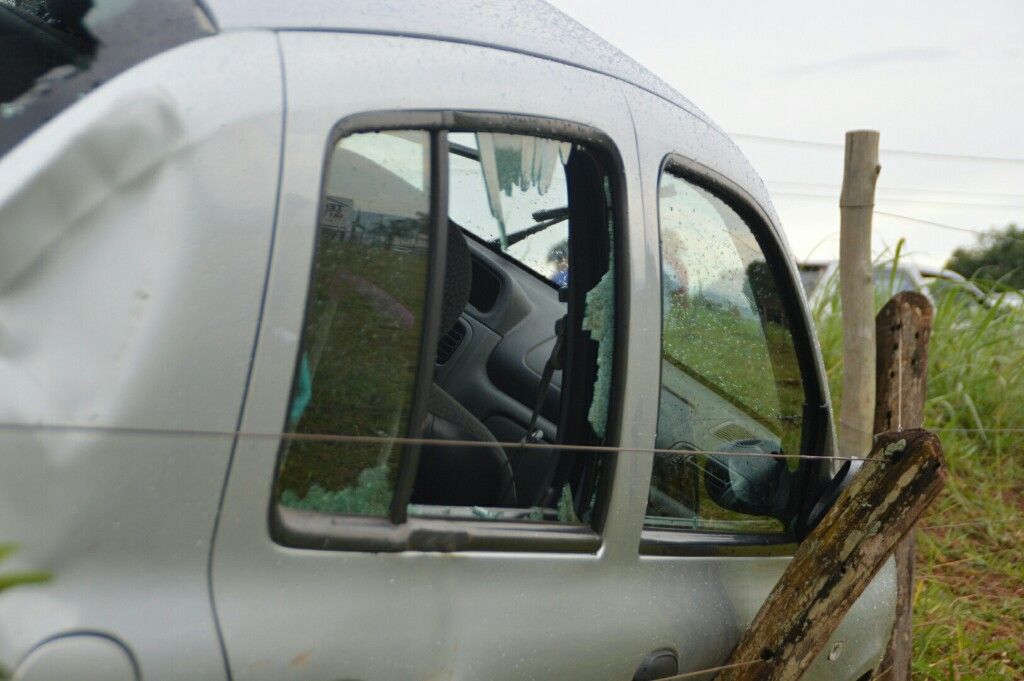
[436,320,467,364]
[710,422,757,443]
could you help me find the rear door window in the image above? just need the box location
[274,121,621,547]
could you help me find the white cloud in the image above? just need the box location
[548,0,1024,266]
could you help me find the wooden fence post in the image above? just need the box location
[872,292,935,681]
[839,130,881,460]
[714,429,947,681]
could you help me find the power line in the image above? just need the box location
[797,209,1024,245]
[875,211,1024,244]
[731,132,1024,165]
[873,211,992,236]
[767,180,1024,206]
[771,190,1024,210]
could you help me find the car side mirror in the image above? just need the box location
[801,458,864,536]
[704,439,795,522]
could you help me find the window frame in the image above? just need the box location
[640,153,831,557]
[270,110,629,554]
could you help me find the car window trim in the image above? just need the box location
[390,129,449,524]
[640,152,830,557]
[271,110,629,553]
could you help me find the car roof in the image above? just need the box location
[202,0,714,128]
[917,264,966,281]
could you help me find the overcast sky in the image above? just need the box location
[548,0,1024,266]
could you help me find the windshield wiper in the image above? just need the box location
[489,207,569,249]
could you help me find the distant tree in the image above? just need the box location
[945,223,1024,288]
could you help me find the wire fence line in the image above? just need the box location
[928,426,1024,433]
[658,658,765,680]
[872,210,1019,239]
[0,419,1013,464]
[772,190,1024,211]
[766,180,1024,203]
[768,199,1022,239]
[730,132,1024,165]
[920,519,1012,531]
[0,420,892,464]
[4,419,1015,456]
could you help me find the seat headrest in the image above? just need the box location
[440,221,472,335]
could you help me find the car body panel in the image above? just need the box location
[210,31,660,681]
[0,3,899,678]
[202,0,714,127]
[0,31,283,680]
[209,30,894,681]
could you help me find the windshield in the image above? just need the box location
[448,132,571,286]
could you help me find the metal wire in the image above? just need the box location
[730,131,1024,164]
[0,420,888,463]
[928,426,1024,433]
[920,520,1006,531]
[897,332,904,432]
[766,179,1024,203]
[657,658,765,680]
[869,664,895,681]
[771,190,1024,211]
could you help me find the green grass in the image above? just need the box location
[812,258,1024,679]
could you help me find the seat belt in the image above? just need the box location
[494,315,567,508]
[522,315,567,444]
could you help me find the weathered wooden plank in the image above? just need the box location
[716,429,947,681]
[872,292,934,681]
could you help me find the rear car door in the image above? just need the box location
[210,32,665,681]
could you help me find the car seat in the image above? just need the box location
[411,223,518,508]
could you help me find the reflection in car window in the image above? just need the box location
[647,170,805,534]
[276,131,431,516]
[449,132,571,286]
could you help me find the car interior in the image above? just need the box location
[275,127,812,535]
[275,129,616,526]
[410,133,616,522]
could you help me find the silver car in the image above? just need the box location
[0,1,896,679]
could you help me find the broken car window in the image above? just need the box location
[276,131,432,516]
[449,132,572,287]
